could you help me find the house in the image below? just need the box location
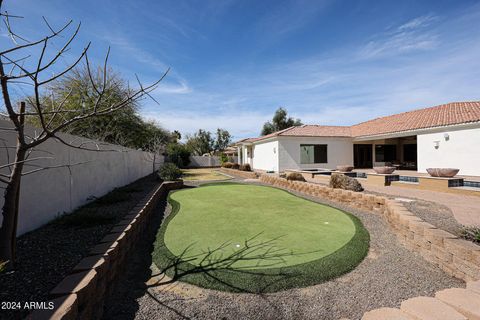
[233,101,480,176]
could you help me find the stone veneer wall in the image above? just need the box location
[259,175,480,283]
[30,180,184,320]
[219,167,259,179]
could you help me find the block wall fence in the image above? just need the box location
[259,175,480,283]
[29,181,183,320]
[0,119,164,236]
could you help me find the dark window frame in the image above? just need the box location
[300,144,328,164]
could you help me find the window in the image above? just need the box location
[300,144,327,164]
[375,145,396,162]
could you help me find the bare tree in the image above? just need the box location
[0,1,169,270]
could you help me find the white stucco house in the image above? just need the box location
[234,102,480,176]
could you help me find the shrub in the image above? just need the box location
[220,152,229,165]
[286,172,306,181]
[222,161,234,168]
[279,173,287,179]
[231,163,240,170]
[166,143,191,168]
[461,227,480,243]
[158,163,182,181]
[329,173,363,192]
[240,164,251,171]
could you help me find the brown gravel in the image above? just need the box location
[103,180,464,320]
[0,175,159,320]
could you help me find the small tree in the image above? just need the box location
[219,152,229,165]
[214,128,231,152]
[0,3,168,270]
[185,129,214,155]
[261,107,302,135]
[166,143,191,168]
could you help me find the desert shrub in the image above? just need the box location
[220,152,229,165]
[329,173,363,192]
[222,161,234,168]
[240,164,251,171]
[158,163,182,181]
[461,227,480,243]
[166,143,191,168]
[231,163,240,170]
[286,172,306,182]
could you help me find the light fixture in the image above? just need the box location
[434,141,440,149]
[444,133,450,141]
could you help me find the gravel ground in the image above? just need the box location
[364,190,463,235]
[402,200,463,235]
[103,179,464,320]
[0,175,159,320]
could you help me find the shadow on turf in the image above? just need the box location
[148,232,316,293]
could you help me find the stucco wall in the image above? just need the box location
[277,136,353,172]
[417,126,480,176]
[0,119,163,236]
[251,140,279,172]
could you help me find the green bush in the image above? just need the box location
[231,163,240,170]
[240,164,251,171]
[166,143,191,168]
[158,163,182,181]
[286,172,306,181]
[222,161,234,168]
[220,152,229,165]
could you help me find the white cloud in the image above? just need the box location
[358,14,439,60]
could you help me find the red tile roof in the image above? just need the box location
[351,101,480,137]
[239,101,480,143]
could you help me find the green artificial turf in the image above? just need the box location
[153,182,369,293]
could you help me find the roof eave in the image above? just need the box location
[353,121,480,141]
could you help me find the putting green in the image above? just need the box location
[153,182,369,292]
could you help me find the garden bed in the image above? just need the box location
[0,175,159,320]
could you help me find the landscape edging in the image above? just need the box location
[29,180,184,320]
[259,175,480,283]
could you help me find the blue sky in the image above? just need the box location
[3,0,480,139]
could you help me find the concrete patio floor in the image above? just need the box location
[355,169,480,182]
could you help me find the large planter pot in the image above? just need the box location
[336,165,354,172]
[426,168,459,178]
[373,166,396,174]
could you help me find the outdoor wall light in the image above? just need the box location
[434,141,440,149]
[273,147,276,154]
[444,133,450,141]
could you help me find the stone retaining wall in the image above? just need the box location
[219,167,259,179]
[260,175,480,283]
[30,180,183,320]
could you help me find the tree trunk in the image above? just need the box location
[0,146,26,270]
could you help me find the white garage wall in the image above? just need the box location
[252,140,279,172]
[277,137,353,172]
[417,127,480,176]
[0,119,163,236]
